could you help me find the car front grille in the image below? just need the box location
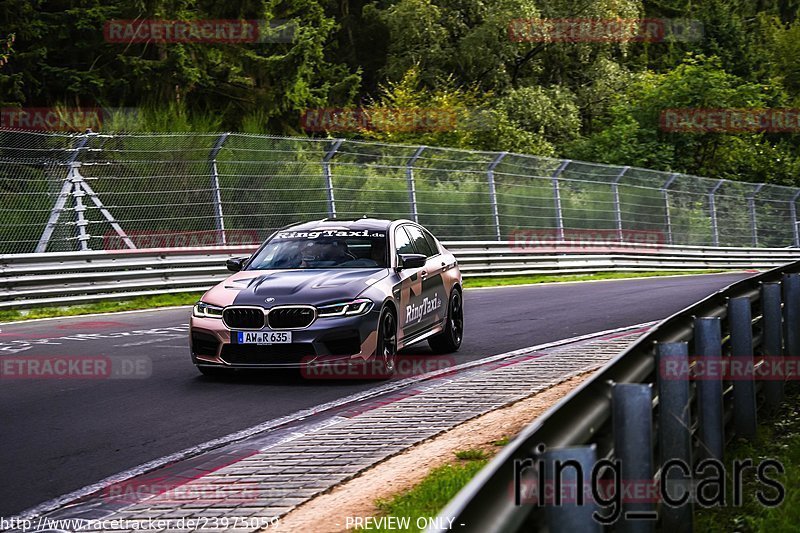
[267,306,316,329]
[223,307,265,330]
[220,344,317,365]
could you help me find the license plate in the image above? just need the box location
[236,331,292,344]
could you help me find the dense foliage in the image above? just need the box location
[2,0,800,183]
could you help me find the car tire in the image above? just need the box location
[374,306,398,379]
[428,288,463,353]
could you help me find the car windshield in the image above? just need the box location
[246,229,388,270]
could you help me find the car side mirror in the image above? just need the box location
[226,256,248,272]
[397,253,426,270]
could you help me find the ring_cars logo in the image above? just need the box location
[406,293,442,324]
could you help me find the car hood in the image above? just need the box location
[202,268,391,307]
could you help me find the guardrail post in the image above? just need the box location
[708,180,724,247]
[209,133,230,245]
[406,146,425,223]
[791,191,800,248]
[729,297,757,438]
[551,160,570,241]
[656,342,694,533]
[487,152,507,241]
[36,133,92,253]
[761,282,784,411]
[612,166,629,242]
[783,274,800,361]
[542,446,602,533]
[694,317,724,461]
[661,174,678,246]
[322,139,344,219]
[612,383,655,533]
[748,184,763,247]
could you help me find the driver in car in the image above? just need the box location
[301,239,353,266]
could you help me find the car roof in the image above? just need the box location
[284,217,400,232]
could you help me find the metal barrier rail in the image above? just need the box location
[431,258,800,532]
[3,243,800,309]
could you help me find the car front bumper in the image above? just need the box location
[190,308,381,369]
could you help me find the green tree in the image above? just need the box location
[566,55,800,184]
[0,0,360,130]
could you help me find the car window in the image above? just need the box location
[422,229,440,256]
[395,226,415,255]
[405,225,434,257]
[246,229,388,269]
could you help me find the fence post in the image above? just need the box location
[36,132,91,253]
[783,273,800,360]
[406,146,425,223]
[662,173,678,246]
[79,177,136,250]
[487,152,507,241]
[747,184,764,247]
[728,297,757,438]
[708,180,724,247]
[612,383,655,532]
[694,317,724,461]
[612,166,629,242]
[322,139,344,219]
[72,172,90,251]
[656,342,694,533]
[552,160,570,241]
[791,191,800,248]
[761,282,784,411]
[542,446,602,533]
[209,133,230,245]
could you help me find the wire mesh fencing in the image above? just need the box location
[1,129,798,254]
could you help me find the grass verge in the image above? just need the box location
[0,292,203,323]
[356,449,490,533]
[695,389,800,532]
[1,270,736,323]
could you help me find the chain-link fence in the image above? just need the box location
[1,129,798,254]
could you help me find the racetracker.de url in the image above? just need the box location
[0,516,280,531]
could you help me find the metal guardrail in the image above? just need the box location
[431,258,800,532]
[3,243,800,309]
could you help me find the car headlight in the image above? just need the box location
[193,301,224,319]
[317,298,374,318]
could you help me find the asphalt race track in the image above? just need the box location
[0,272,751,516]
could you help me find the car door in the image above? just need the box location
[403,224,446,334]
[394,225,428,339]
